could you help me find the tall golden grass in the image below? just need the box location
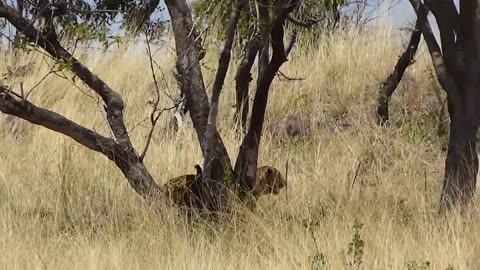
[0,23,479,269]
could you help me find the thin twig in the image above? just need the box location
[285,160,289,203]
[351,160,363,190]
[25,69,57,99]
[287,14,321,28]
[277,70,305,81]
[140,30,171,162]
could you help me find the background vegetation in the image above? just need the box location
[1,20,479,268]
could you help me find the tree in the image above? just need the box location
[376,20,421,125]
[6,0,166,52]
[191,0,347,133]
[165,0,308,212]
[0,1,166,206]
[0,0,307,215]
[407,0,480,212]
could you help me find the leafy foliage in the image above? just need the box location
[406,260,431,270]
[192,0,347,37]
[11,0,167,49]
[346,220,365,267]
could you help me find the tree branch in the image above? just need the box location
[377,19,421,125]
[257,0,271,84]
[408,0,462,109]
[234,35,260,132]
[165,0,235,211]
[0,2,165,205]
[287,14,321,28]
[426,0,462,80]
[0,2,132,148]
[140,30,163,162]
[0,85,116,155]
[285,30,298,58]
[126,0,161,33]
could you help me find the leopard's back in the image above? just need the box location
[164,174,199,207]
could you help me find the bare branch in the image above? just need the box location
[140,31,163,162]
[0,85,116,157]
[287,14,321,28]
[277,70,304,81]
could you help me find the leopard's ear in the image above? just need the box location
[194,165,202,176]
[264,168,276,183]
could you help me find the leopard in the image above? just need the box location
[163,165,203,209]
[251,166,288,198]
[163,165,287,210]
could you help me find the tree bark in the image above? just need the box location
[377,20,421,125]
[408,0,480,212]
[256,0,271,85]
[440,113,479,212]
[234,36,260,132]
[235,0,298,201]
[203,0,244,211]
[165,0,235,211]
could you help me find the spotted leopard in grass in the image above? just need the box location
[163,165,287,209]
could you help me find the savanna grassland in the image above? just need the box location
[1,24,479,269]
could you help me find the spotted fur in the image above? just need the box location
[163,165,287,209]
[163,165,203,209]
[252,166,287,198]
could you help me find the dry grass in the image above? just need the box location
[0,24,479,269]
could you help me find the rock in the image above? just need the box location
[271,111,311,139]
[285,111,309,137]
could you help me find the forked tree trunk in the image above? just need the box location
[165,0,235,212]
[235,0,298,201]
[0,87,165,206]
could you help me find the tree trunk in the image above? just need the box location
[377,20,421,125]
[235,2,295,201]
[257,0,271,85]
[165,0,235,211]
[234,37,260,132]
[440,111,479,212]
[112,149,165,205]
[203,0,243,212]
